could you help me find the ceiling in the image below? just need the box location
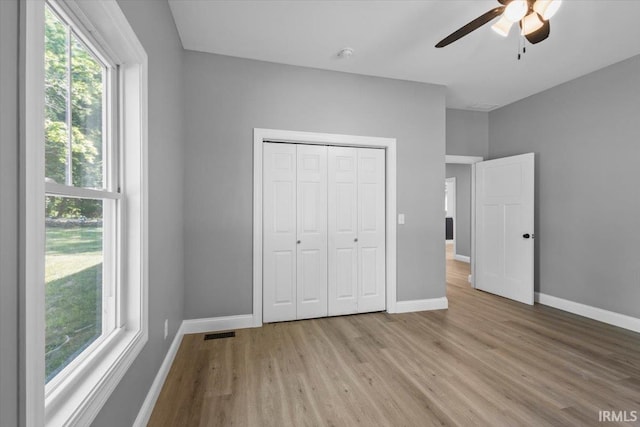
[168,0,640,110]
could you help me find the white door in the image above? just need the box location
[328,147,359,316]
[296,145,328,319]
[356,148,386,313]
[263,143,297,322]
[475,153,534,305]
[264,143,385,322]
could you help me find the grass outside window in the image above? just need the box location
[45,212,103,382]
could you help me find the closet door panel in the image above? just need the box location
[263,143,297,322]
[296,145,328,319]
[360,247,379,296]
[328,147,359,316]
[357,148,386,312]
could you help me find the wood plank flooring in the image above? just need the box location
[148,246,640,426]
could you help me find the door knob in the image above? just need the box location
[354,238,358,242]
[297,240,301,244]
[522,233,530,239]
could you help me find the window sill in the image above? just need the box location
[45,327,147,426]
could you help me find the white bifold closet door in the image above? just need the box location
[328,147,386,316]
[296,145,328,320]
[263,143,298,322]
[263,143,327,322]
[263,142,384,323]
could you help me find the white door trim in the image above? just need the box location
[445,155,483,164]
[254,128,397,327]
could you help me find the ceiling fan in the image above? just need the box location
[435,0,562,48]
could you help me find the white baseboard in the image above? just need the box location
[454,254,470,263]
[132,323,185,427]
[133,313,257,425]
[535,292,640,334]
[181,314,256,334]
[395,297,448,313]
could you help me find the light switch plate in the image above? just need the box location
[398,214,405,225]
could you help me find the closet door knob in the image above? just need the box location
[354,238,358,242]
[297,240,301,244]
[522,233,530,239]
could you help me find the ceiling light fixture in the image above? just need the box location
[533,0,562,20]
[504,0,528,22]
[520,12,544,35]
[435,0,562,49]
[491,15,513,37]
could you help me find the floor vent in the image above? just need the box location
[204,331,235,341]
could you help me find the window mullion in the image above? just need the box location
[65,24,73,186]
[114,65,120,193]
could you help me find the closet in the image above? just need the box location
[263,142,386,323]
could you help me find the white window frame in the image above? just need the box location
[22,0,148,425]
[43,1,120,394]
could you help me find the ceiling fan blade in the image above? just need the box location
[524,19,550,44]
[435,6,506,48]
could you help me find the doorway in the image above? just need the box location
[445,176,456,251]
[254,128,398,327]
[445,155,482,295]
[445,154,535,306]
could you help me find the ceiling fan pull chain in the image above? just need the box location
[517,35,527,60]
[517,34,524,60]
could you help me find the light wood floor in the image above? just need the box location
[149,246,640,426]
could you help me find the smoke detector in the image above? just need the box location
[337,47,354,59]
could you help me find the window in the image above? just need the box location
[23,0,148,425]
[44,2,117,387]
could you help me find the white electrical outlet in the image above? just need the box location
[164,319,168,340]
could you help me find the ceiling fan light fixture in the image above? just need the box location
[491,15,513,37]
[520,12,544,35]
[435,0,554,49]
[533,0,562,20]
[504,0,528,22]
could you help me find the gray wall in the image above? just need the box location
[446,108,488,158]
[445,164,471,258]
[183,52,446,318]
[489,55,640,318]
[0,0,19,425]
[92,0,186,425]
[445,109,488,259]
